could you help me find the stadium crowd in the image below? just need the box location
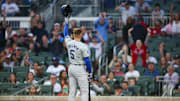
[0,0,180,96]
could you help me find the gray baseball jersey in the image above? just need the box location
[65,36,89,64]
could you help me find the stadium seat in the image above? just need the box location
[40,85,52,95]
[135,66,145,75]
[175,68,180,75]
[0,83,13,95]
[8,87,22,95]
[139,76,156,95]
[114,76,124,82]
[16,72,28,82]
[129,86,141,96]
[173,91,180,96]
[13,66,29,73]
[122,91,132,96]
[31,56,45,63]
[136,80,148,96]
[0,72,11,82]
[3,67,12,72]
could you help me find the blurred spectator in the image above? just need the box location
[46,57,65,77]
[25,33,35,48]
[109,56,127,69]
[129,19,148,43]
[88,31,104,66]
[173,55,180,68]
[111,62,124,77]
[1,0,20,16]
[165,52,172,65]
[162,17,173,35]
[172,13,180,35]
[3,54,14,68]
[128,78,136,86]
[108,16,117,34]
[0,11,6,51]
[122,17,134,44]
[163,65,179,96]
[114,84,123,96]
[118,44,132,64]
[59,70,68,88]
[146,49,157,65]
[94,12,109,43]
[0,51,6,71]
[99,75,111,95]
[135,0,152,15]
[115,2,136,25]
[30,62,39,76]
[13,47,23,66]
[128,28,151,67]
[25,85,40,96]
[91,77,104,95]
[159,42,166,57]
[30,11,45,29]
[150,19,162,38]
[24,72,38,84]
[8,73,20,86]
[152,3,164,17]
[35,66,46,79]
[17,28,27,47]
[31,21,48,43]
[125,64,140,81]
[58,84,68,96]
[7,31,18,47]
[69,20,77,34]
[20,52,32,67]
[49,23,64,57]
[160,57,168,75]
[81,26,89,43]
[40,35,49,52]
[122,81,135,95]
[158,28,169,39]
[28,43,35,53]
[144,61,160,78]
[44,74,62,93]
[107,72,117,83]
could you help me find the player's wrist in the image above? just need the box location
[65,17,69,24]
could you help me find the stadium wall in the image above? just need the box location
[0,96,180,101]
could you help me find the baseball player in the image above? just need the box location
[62,5,92,101]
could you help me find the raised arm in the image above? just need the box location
[128,28,134,45]
[144,28,151,45]
[2,10,6,28]
[96,31,104,45]
[64,17,70,37]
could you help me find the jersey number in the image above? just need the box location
[70,50,75,59]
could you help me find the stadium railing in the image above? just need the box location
[69,15,170,30]
[0,17,31,29]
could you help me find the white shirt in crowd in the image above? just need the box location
[1,2,19,15]
[119,6,136,24]
[46,65,66,77]
[24,80,38,85]
[43,81,61,93]
[125,70,140,80]
[3,61,14,68]
[172,21,180,33]
[146,56,157,64]
[89,43,102,59]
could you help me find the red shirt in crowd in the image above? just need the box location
[130,43,147,67]
[151,27,161,36]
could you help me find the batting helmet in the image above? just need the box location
[61,4,72,17]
